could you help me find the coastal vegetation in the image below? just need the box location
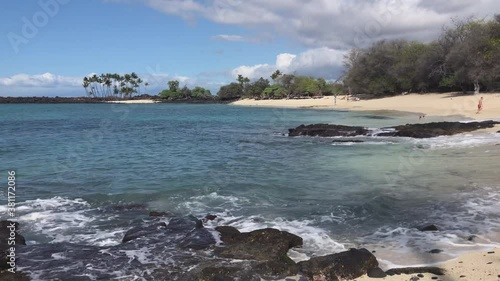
[158,80,212,100]
[344,16,500,97]
[216,71,344,101]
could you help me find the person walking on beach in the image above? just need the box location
[476,97,483,114]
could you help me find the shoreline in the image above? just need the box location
[230,93,500,121]
[106,99,159,104]
[355,247,500,281]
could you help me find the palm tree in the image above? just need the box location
[83,77,91,97]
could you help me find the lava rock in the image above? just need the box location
[0,221,26,246]
[122,222,167,243]
[214,227,302,261]
[148,211,170,217]
[179,228,217,250]
[368,267,387,278]
[289,124,370,137]
[298,248,379,281]
[289,121,500,139]
[419,224,439,232]
[386,267,445,276]
[429,249,443,254]
[379,121,500,138]
[332,139,365,143]
[0,270,31,281]
[204,214,217,221]
[0,221,26,270]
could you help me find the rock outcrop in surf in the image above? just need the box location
[2,218,447,281]
[289,121,500,139]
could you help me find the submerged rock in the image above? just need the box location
[122,222,167,243]
[419,224,439,232]
[149,211,171,217]
[0,221,26,270]
[332,139,365,143]
[288,124,370,137]
[297,248,379,281]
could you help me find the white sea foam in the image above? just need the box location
[412,131,499,149]
[181,192,249,214]
[203,213,347,262]
[1,196,125,246]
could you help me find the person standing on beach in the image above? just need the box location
[476,97,483,114]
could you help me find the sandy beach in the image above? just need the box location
[355,248,500,281]
[107,99,159,104]
[231,93,500,120]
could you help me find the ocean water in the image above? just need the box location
[1,104,499,277]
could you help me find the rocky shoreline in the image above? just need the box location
[1,216,451,281]
[288,120,500,139]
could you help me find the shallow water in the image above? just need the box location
[1,103,499,277]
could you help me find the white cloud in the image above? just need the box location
[232,47,345,80]
[0,73,81,88]
[137,0,500,48]
[212,34,246,42]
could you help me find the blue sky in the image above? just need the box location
[1,0,498,96]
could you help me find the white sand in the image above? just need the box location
[107,99,159,104]
[354,248,500,281]
[231,93,500,120]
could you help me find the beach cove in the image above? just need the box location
[0,102,499,280]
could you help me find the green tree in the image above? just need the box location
[168,80,180,92]
[217,82,243,100]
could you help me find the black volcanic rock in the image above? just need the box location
[289,121,500,139]
[385,267,445,276]
[429,249,443,254]
[214,227,302,261]
[289,124,370,137]
[297,248,379,281]
[0,221,26,270]
[178,228,217,250]
[332,139,365,143]
[122,222,167,243]
[419,224,439,232]
[379,121,500,138]
[148,211,170,217]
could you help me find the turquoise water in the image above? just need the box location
[1,104,500,270]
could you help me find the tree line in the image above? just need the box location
[216,71,344,101]
[159,80,212,100]
[343,16,500,97]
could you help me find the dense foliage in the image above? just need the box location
[343,16,500,96]
[216,70,344,100]
[159,80,212,100]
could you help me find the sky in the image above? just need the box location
[0,0,499,97]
